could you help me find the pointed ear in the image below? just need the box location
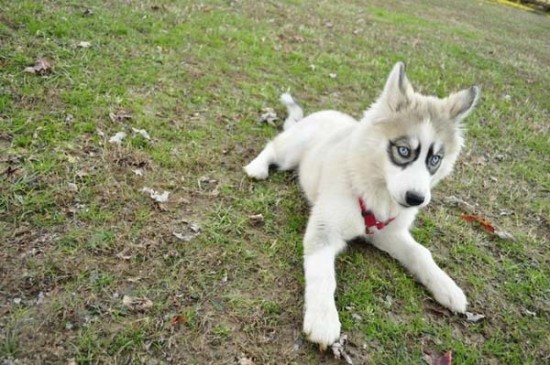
[380,62,414,112]
[446,86,481,122]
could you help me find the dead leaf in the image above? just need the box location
[424,349,452,365]
[109,110,132,122]
[131,128,151,140]
[171,315,188,326]
[238,354,255,365]
[278,34,304,43]
[108,131,126,144]
[189,223,201,233]
[249,213,264,224]
[173,231,198,241]
[441,195,477,213]
[460,214,515,241]
[67,182,78,192]
[116,251,132,260]
[77,41,92,48]
[24,58,52,75]
[122,295,153,311]
[331,334,353,364]
[494,229,515,241]
[465,311,485,323]
[460,214,495,233]
[141,187,170,203]
[258,107,278,126]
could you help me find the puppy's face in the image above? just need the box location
[356,62,480,209]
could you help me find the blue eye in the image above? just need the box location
[430,155,441,166]
[398,146,410,158]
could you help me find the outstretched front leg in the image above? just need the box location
[372,229,467,313]
[302,209,347,349]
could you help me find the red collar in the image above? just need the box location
[358,198,395,234]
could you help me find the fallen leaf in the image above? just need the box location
[460,214,495,233]
[173,231,198,241]
[494,229,516,241]
[460,214,515,240]
[141,187,170,203]
[109,111,132,122]
[116,251,132,260]
[465,311,485,323]
[24,58,52,75]
[36,292,45,305]
[238,354,255,365]
[258,107,278,126]
[67,182,78,192]
[132,128,151,140]
[108,131,127,144]
[188,223,201,233]
[171,315,188,326]
[77,41,92,48]
[249,213,264,224]
[424,349,452,365]
[331,334,353,364]
[122,295,153,311]
[441,195,477,213]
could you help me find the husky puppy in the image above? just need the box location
[244,62,480,349]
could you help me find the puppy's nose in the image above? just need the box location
[405,191,425,206]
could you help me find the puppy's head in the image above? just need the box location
[353,62,480,209]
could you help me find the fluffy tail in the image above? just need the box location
[280,93,304,130]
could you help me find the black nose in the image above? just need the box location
[405,191,425,206]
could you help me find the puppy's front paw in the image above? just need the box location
[431,274,468,313]
[303,303,341,350]
[244,160,269,180]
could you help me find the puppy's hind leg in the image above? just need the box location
[245,93,306,180]
[281,93,304,130]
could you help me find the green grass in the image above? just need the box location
[1,0,549,364]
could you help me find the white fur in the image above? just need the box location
[244,62,480,349]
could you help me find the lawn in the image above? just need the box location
[1,0,549,364]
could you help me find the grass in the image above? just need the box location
[1,0,549,364]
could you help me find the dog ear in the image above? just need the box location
[446,86,481,122]
[380,62,414,112]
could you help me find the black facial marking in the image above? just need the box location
[388,137,421,169]
[425,143,444,174]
